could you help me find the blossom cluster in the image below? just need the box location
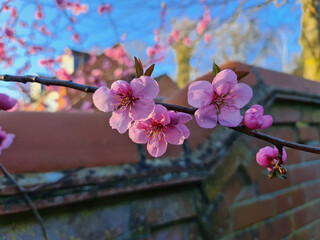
[92,65,285,175]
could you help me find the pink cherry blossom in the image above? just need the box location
[204,33,211,43]
[183,37,191,46]
[197,20,207,35]
[35,4,44,20]
[244,104,273,130]
[147,47,155,57]
[93,76,159,134]
[71,33,80,43]
[0,127,15,155]
[171,30,180,42]
[256,146,287,171]
[98,4,112,15]
[0,93,18,111]
[129,105,192,157]
[188,69,253,128]
[55,68,71,80]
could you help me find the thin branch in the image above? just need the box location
[0,163,48,240]
[1,74,320,155]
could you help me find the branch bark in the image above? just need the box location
[0,163,48,240]
[1,74,320,154]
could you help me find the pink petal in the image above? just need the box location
[282,148,287,163]
[188,81,213,108]
[244,113,264,130]
[111,80,131,94]
[130,97,155,121]
[147,135,167,157]
[2,133,14,149]
[250,104,264,115]
[256,146,274,168]
[128,124,148,144]
[176,124,190,139]
[177,112,192,124]
[212,69,237,94]
[92,86,116,112]
[131,76,159,99]
[0,93,17,111]
[153,105,170,125]
[261,115,273,129]
[168,111,179,125]
[195,105,218,128]
[109,108,132,134]
[165,125,184,145]
[218,107,242,127]
[229,83,253,108]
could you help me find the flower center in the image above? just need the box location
[115,89,139,111]
[211,91,230,114]
[146,120,166,142]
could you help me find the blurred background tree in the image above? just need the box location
[0,0,316,109]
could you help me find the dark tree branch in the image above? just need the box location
[0,163,48,240]
[1,74,320,155]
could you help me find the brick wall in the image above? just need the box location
[1,62,320,239]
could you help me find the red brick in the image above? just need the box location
[289,228,312,240]
[298,126,319,143]
[304,181,320,201]
[271,108,300,124]
[245,157,264,182]
[236,186,256,202]
[294,201,320,229]
[258,215,292,240]
[234,230,255,240]
[257,174,291,194]
[275,188,305,213]
[223,175,242,206]
[266,127,296,142]
[233,197,276,230]
[291,164,318,185]
[301,151,320,162]
[149,223,201,240]
[310,220,320,238]
[285,148,301,164]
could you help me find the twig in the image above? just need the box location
[1,74,320,155]
[0,163,48,240]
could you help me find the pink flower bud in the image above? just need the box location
[256,146,287,171]
[244,104,273,130]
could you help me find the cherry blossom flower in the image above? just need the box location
[93,76,159,133]
[98,4,112,15]
[204,33,211,43]
[0,93,18,111]
[147,47,155,58]
[183,37,191,46]
[0,127,15,155]
[129,105,192,157]
[256,146,287,171]
[197,6,211,35]
[171,30,180,42]
[55,68,71,80]
[188,69,252,128]
[244,104,273,130]
[71,33,80,43]
[35,4,44,20]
